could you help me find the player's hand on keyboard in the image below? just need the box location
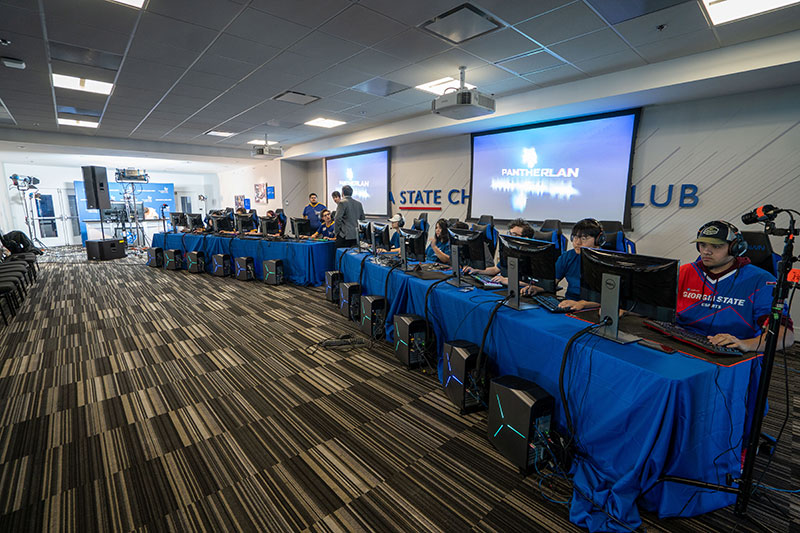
[559,299,583,310]
[462,266,476,274]
[707,333,747,351]
[491,275,507,285]
[521,285,541,296]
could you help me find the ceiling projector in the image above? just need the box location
[431,66,495,120]
[251,145,283,159]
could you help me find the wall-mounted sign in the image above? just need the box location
[391,188,471,210]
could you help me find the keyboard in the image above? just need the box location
[642,319,744,356]
[532,295,571,313]
[469,273,503,289]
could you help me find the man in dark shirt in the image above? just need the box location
[333,185,365,248]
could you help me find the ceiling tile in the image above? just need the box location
[135,11,218,52]
[290,79,349,98]
[523,64,587,86]
[320,5,405,47]
[0,70,52,96]
[549,29,630,63]
[358,0,463,26]
[573,48,645,75]
[498,50,564,75]
[50,60,117,84]
[373,29,452,62]
[414,48,489,77]
[458,28,539,62]
[265,50,334,78]
[193,54,255,80]
[311,65,374,88]
[586,0,689,25]
[481,76,538,96]
[515,2,606,46]
[207,33,280,66]
[182,69,239,91]
[382,63,441,87]
[226,7,311,48]
[342,97,408,118]
[0,3,43,39]
[289,31,364,64]
[43,0,139,34]
[713,4,800,47]
[614,1,709,47]
[46,20,131,55]
[110,85,163,104]
[127,38,200,69]
[0,31,49,73]
[54,89,108,110]
[385,88,432,106]
[635,28,719,63]
[464,64,516,85]
[328,89,380,105]
[250,0,351,27]
[336,48,410,77]
[245,66,305,90]
[479,0,573,25]
[171,82,225,100]
[146,0,245,31]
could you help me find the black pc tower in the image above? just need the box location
[147,247,163,268]
[186,251,205,273]
[487,375,554,473]
[164,249,183,270]
[393,314,427,368]
[263,259,284,285]
[212,254,231,277]
[338,282,361,321]
[325,271,343,303]
[442,340,483,414]
[359,295,386,339]
[235,257,255,281]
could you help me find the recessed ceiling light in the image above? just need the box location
[52,73,113,95]
[106,0,145,8]
[248,139,278,145]
[415,77,476,96]
[205,130,235,137]
[700,0,800,24]
[305,118,346,128]
[58,118,99,128]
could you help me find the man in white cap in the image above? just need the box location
[386,213,404,252]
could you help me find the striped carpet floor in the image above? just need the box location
[0,247,796,532]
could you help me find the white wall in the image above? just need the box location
[216,160,282,216]
[280,160,310,220]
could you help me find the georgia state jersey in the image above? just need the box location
[676,260,778,340]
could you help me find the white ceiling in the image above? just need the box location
[1,0,799,159]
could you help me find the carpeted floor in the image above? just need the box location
[0,247,796,532]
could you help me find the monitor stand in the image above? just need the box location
[399,237,415,272]
[503,257,535,310]
[590,273,639,344]
[447,243,469,287]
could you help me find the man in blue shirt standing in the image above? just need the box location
[303,193,326,233]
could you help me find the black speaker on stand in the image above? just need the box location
[83,166,117,259]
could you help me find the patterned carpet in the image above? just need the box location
[0,247,796,532]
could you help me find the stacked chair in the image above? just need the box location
[0,249,39,326]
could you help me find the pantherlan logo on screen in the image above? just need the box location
[491,146,581,211]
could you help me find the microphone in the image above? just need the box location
[741,204,779,225]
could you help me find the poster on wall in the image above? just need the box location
[267,186,275,200]
[234,195,244,209]
[254,183,267,203]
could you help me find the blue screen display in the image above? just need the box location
[470,112,637,223]
[325,149,389,216]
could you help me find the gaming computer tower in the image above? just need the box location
[442,340,482,414]
[359,295,386,339]
[235,257,255,281]
[147,247,163,267]
[392,314,427,369]
[186,251,205,273]
[338,282,361,320]
[487,375,554,473]
[263,260,284,285]
[325,271,343,303]
[164,249,182,270]
[212,254,232,277]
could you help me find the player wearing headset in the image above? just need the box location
[523,218,605,311]
[678,220,793,351]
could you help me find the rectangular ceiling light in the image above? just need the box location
[415,77,476,96]
[52,73,113,95]
[58,118,99,128]
[106,0,146,8]
[205,130,235,137]
[701,0,800,24]
[305,118,346,128]
[248,139,278,145]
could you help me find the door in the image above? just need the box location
[32,187,76,247]
[180,195,192,213]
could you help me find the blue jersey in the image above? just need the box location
[556,250,581,300]
[676,259,787,340]
[303,203,326,231]
[426,239,451,263]
[318,222,335,239]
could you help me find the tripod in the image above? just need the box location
[16,186,47,250]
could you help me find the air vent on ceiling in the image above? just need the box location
[49,41,123,70]
[420,3,503,44]
[353,77,410,97]
[272,91,320,105]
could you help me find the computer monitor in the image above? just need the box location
[170,212,187,232]
[371,222,391,253]
[235,213,256,233]
[210,215,233,232]
[185,213,203,231]
[397,227,426,270]
[259,216,281,236]
[357,220,372,252]
[498,235,558,311]
[290,217,312,240]
[580,248,679,344]
[102,201,126,222]
[447,227,487,287]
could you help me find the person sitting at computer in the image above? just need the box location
[677,220,794,351]
[305,209,335,240]
[303,193,326,233]
[463,218,534,283]
[426,218,451,263]
[381,214,404,252]
[522,218,603,311]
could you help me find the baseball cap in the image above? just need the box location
[388,214,403,223]
[691,221,734,245]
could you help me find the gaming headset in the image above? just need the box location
[695,220,747,257]
[573,218,606,247]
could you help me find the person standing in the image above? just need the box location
[333,185,365,248]
[302,193,326,233]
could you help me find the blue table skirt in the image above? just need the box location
[152,233,336,286]
[336,249,761,531]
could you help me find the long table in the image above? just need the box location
[336,249,762,531]
[152,233,337,286]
